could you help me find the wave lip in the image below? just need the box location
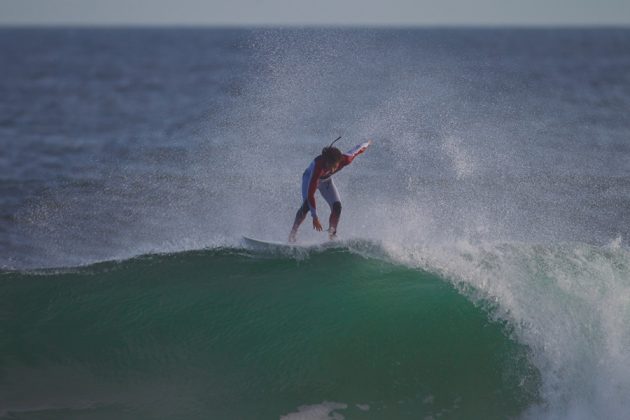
[376,239,630,420]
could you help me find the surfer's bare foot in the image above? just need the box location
[328,228,337,241]
[288,231,297,243]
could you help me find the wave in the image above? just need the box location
[2,239,629,419]
[1,244,537,419]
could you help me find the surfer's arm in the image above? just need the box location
[340,140,371,167]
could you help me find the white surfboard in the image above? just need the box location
[242,236,337,251]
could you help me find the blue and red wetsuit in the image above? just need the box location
[290,141,370,240]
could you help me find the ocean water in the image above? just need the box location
[1,28,629,419]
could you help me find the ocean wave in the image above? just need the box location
[2,238,629,419]
[1,242,537,419]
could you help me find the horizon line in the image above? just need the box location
[1,22,629,30]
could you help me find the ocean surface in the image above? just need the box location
[1,28,629,419]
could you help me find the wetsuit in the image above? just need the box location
[290,141,370,239]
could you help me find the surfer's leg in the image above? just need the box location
[289,200,310,242]
[329,202,342,237]
[289,172,313,242]
[318,179,341,239]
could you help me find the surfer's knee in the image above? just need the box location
[332,201,341,215]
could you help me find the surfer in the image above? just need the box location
[288,137,372,243]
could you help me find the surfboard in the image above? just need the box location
[242,236,337,251]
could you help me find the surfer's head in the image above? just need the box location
[321,147,343,170]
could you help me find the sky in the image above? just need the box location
[0,0,629,26]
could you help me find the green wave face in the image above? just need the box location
[0,249,539,419]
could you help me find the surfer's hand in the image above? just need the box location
[313,218,323,231]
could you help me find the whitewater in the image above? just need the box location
[1,28,629,419]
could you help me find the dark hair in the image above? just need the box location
[321,147,343,165]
